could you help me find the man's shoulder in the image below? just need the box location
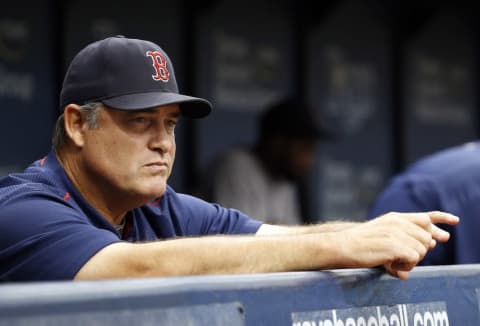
[397,142,480,189]
[0,165,63,206]
[409,142,480,174]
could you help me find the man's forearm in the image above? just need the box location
[145,233,345,275]
[75,233,343,279]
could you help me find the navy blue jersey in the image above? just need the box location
[0,151,262,282]
[368,142,480,265]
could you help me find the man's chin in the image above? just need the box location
[136,184,167,200]
[148,185,167,197]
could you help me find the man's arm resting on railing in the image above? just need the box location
[74,211,459,281]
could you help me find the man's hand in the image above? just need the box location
[338,211,459,280]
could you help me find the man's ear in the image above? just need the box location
[63,104,87,147]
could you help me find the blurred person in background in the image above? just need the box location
[368,141,480,265]
[202,98,328,225]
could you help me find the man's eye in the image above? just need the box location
[132,117,147,123]
[128,116,151,130]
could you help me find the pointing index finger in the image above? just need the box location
[427,211,460,225]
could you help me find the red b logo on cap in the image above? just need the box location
[146,51,170,82]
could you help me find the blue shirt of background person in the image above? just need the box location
[368,142,480,265]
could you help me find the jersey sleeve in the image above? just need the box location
[0,192,121,282]
[172,192,263,236]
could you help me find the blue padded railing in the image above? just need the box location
[1,265,479,325]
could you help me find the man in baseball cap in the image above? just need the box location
[0,36,458,282]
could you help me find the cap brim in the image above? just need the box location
[101,92,212,118]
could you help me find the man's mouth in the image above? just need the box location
[145,162,168,173]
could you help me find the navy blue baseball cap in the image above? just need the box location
[59,35,212,118]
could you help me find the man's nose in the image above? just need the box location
[149,124,174,152]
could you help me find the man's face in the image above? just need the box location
[81,104,179,202]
